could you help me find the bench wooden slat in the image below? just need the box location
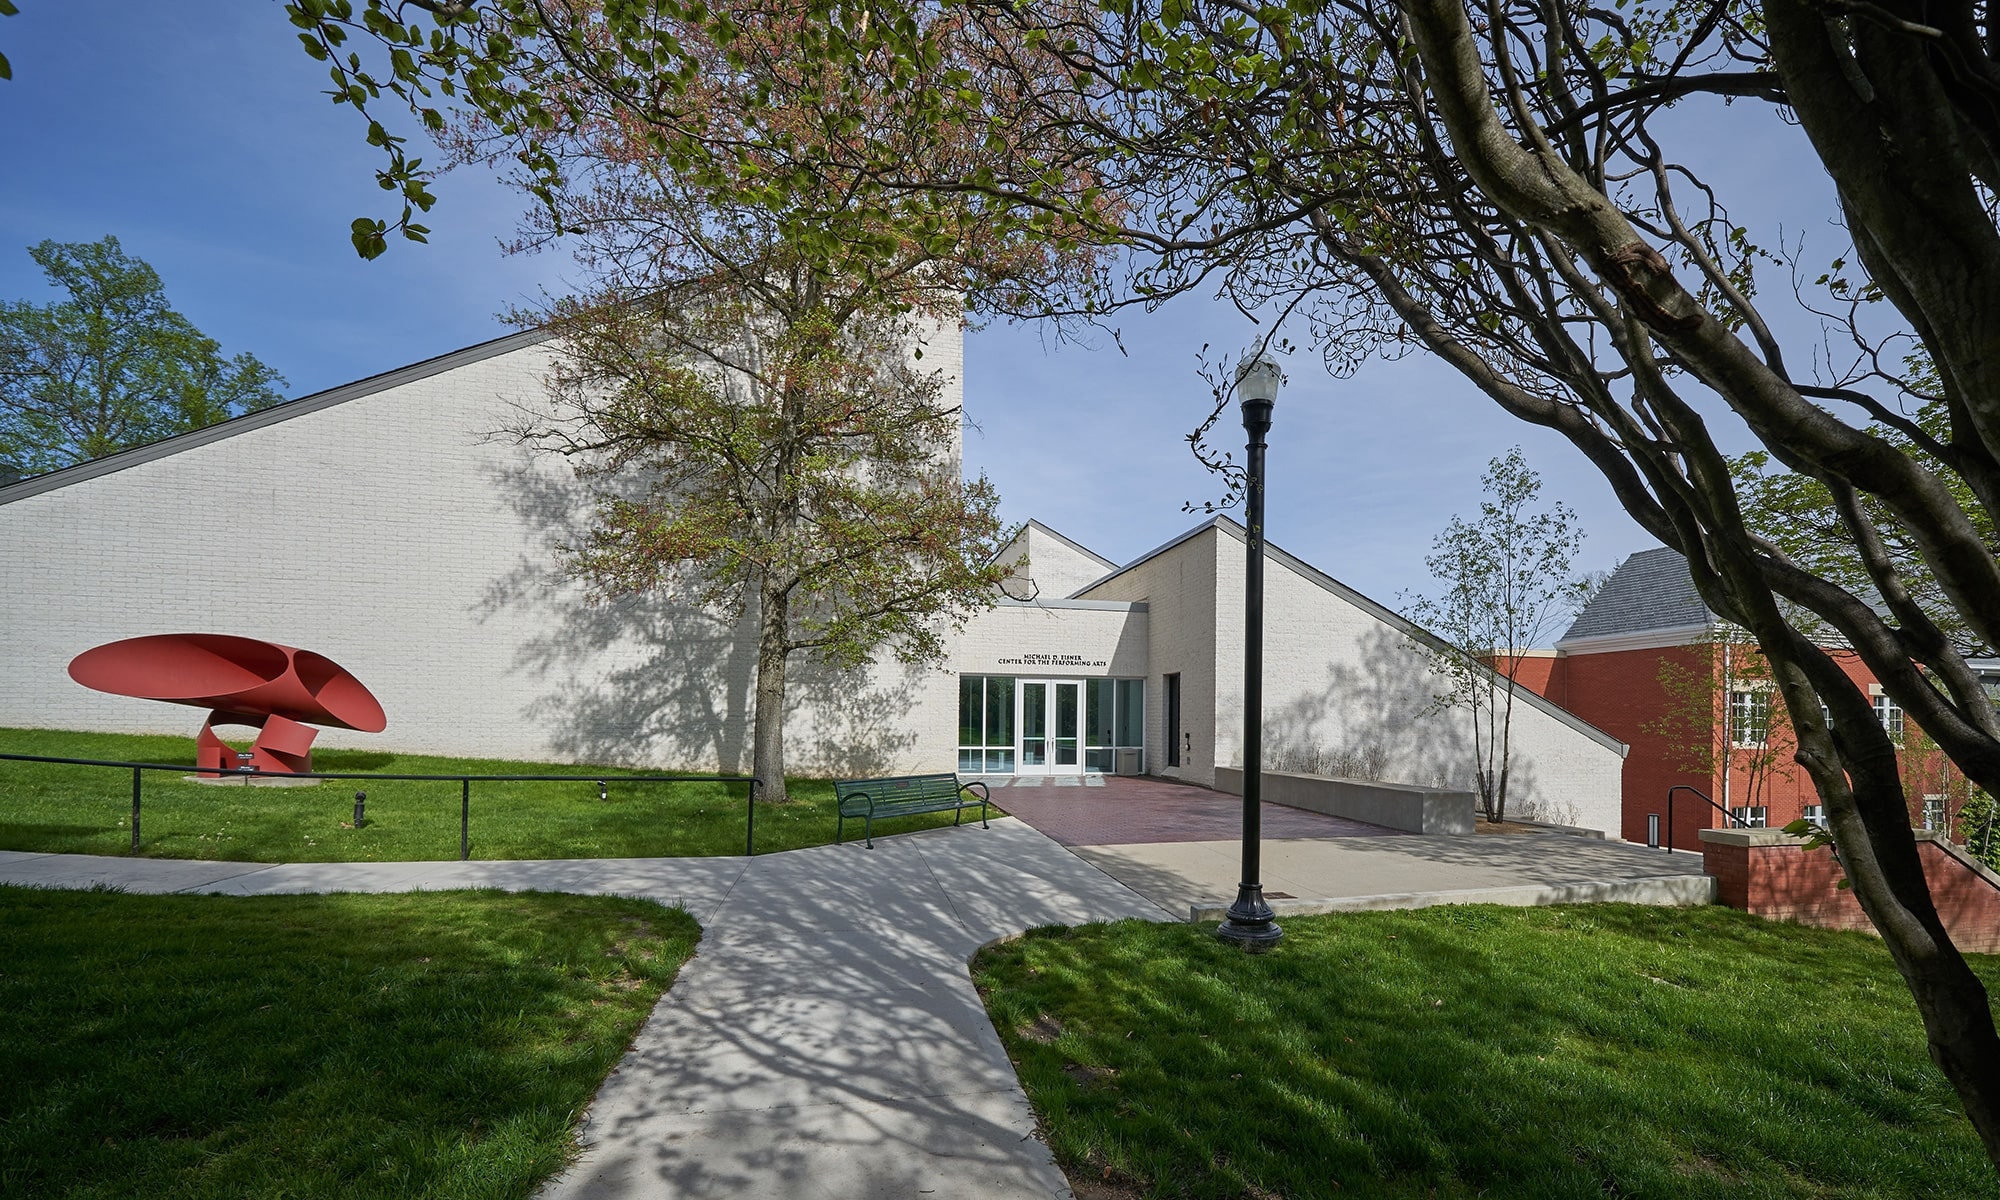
[832,772,990,848]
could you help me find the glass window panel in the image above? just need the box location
[959,749,983,773]
[986,749,1014,773]
[1086,747,1114,772]
[1728,691,1769,747]
[1086,680,1114,747]
[1021,682,1046,765]
[1055,684,1079,766]
[959,676,983,747]
[986,677,1015,746]
[1115,679,1144,747]
[1876,695,1905,743]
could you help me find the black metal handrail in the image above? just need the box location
[1654,784,1745,854]
[0,751,759,860]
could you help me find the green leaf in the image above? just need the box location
[350,217,388,260]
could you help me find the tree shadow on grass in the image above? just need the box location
[0,887,699,1200]
[975,907,2000,1200]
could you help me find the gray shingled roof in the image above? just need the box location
[1560,546,1714,642]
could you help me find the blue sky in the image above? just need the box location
[1,3,1839,612]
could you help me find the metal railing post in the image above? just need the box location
[745,777,758,857]
[130,766,141,854]
[460,778,470,861]
[1666,785,1743,856]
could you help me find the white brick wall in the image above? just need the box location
[1080,527,1221,787]
[992,523,1116,600]
[1081,521,1625,833]
[0,332,969,777]
[0,324,1623,830]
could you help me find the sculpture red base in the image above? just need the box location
[195,711,320,776]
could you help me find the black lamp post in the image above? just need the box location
[1218,351,1285,951]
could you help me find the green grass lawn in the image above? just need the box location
[975,904,2000,1199]
[0,727,989,861]
[0,885,699,1199]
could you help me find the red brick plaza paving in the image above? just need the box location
[981,774,1406,847]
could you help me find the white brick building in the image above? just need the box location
[0,326,1626,832]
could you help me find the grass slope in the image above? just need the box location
[0,727,983,861]
[975,904,2000,1199]
[0,885,699,1200]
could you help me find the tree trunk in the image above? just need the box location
[750,569,792,804]
[1469,677,1495,821]
[1390,0,2000,1163]
[1774,648,2000,1166]
[1829,767,2000,1161]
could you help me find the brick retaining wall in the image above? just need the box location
[1699,827,2000,952]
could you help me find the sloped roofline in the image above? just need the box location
[1081,515,1628,755]
[0,327,553,508]
[1020,518,1118,577]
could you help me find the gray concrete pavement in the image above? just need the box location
[1071,833,1716,920]
[0,819,1171,1199]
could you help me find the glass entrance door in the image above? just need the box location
[1017,680,1083,775]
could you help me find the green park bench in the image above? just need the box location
[833,772,991,849]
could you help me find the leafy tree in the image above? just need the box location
[269,0,2000,1163]
[295,1,1092,796]
[1960,787,2000,870]
[1404,448,1585,823]
[518,282,1013,801]
[0,237,286,474]
[656,0,2000,1158]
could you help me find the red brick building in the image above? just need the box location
[1510,548,1978,847]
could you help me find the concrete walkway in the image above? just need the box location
[1073,834,1716,920]
[0,819,1171,1199]
[986,774,1403,846]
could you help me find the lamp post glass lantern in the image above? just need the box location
[1219,351,1285,950]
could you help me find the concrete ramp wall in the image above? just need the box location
[1214,766,1476,836]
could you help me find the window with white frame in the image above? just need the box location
[1730,805,1769,828]
[1729,690,1770,748]
[957,676,1016,774]
[1924,794,1947,832]
[1802,803,1826,825]
[1875,694,1905,744]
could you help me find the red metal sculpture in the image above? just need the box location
[68,634,387,774]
